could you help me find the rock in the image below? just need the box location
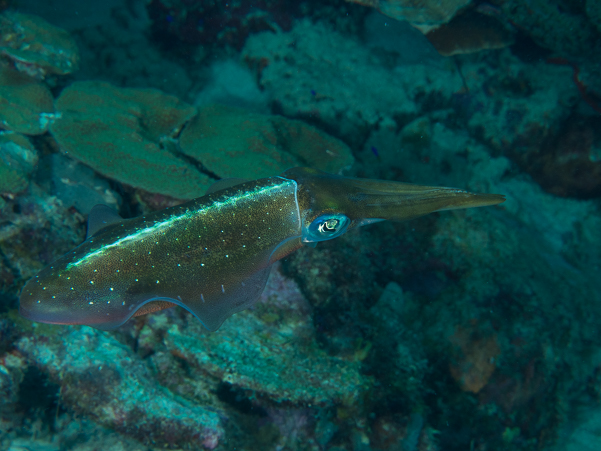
[15,324,225,449]
[153,265,368,406]
[244,20,458,145]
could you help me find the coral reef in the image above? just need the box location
[179,104,354,180]
[0,11,79,78]
[157,263,367,406]
[1,5,601,451]
[15,322,225,449]
[49,82,354,201]
[244,20,455,144]
[50,81,210,200]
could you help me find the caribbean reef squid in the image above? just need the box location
[20,167,505,331]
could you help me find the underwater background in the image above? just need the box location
[1,0,601,450]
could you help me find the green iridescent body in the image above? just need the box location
[20,168,505,331]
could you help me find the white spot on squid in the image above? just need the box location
[89,301,94,305]
[110,287,114,291]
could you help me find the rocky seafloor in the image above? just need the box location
[1,1,601,450]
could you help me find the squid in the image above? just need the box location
[19,167,505,331]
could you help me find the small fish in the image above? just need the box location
[19,168,504,331]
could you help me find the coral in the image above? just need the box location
[50,81,212,200]
[346,0,472,33]
[0,131,38,195]
[179,104,355,180]
[0,63,54,135]
[243,20,459,144]
[15,324,225,449]
[0,11,79,78]
[460,51,578,173]
[160,265,368,406]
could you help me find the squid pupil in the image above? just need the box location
[319,219,339,233]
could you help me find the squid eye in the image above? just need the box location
[303,214,350,242]
[318,219,339,233]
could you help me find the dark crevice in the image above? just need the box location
[216,382,267,416]
[17,367,61,431]
[164,137,222,181]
